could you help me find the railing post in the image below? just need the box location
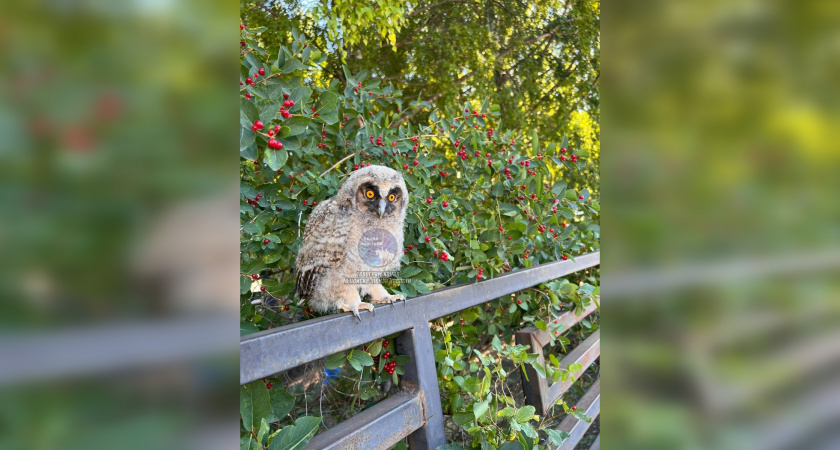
[396,321,446,449]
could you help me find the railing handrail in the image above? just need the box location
[240,252,599,384]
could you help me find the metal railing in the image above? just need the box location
[240,252,600,449]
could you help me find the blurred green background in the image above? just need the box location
[0,0,239,448]
[602,0,840,449]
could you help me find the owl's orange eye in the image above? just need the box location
[365,189,375,199]
[388,194,396,202]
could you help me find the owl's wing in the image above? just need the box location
[294,198,351,299]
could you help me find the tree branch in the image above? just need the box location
[566,72,599,117]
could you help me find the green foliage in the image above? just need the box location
[317,0,408,60]
[239,22,599,448]
[241,0,600,194]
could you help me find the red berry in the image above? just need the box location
[263,238,270,244]
[499,226,504,232]
[266,382,273,389]
[240,24,245,30]
[251,274,258,280]
[284,305,290,311]
[413,160,419,166]
[579,195,584,200]
[427,197,432,204]
[258,68,265,76]
[517,300,522,304]
[403,164,408,169]
[560,155,567,162]
[383,351,391,358]
[554,319,559,324]
[554,330,559,335]
[562,255,568,260]
[254,120,264,130]
[572,406,577,411]
[383,340,389,347]
[260,286,266,291]
[442,201,448,207]
[244,92,252,99]
[425,236,430,242]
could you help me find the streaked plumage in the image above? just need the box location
[295,165,408,319]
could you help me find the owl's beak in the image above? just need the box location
[378,199,386,218]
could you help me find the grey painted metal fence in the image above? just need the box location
[240,251,600,449]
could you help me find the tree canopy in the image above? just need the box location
[242,0,600,192]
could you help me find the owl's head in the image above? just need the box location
[342,165,408,220]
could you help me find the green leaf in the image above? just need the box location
[281,58,303,74]
[531,129,539,155]
[290,86,312,105]
[267,416,321,450]
[240,321,259,336]
[452,411,475,426]
[473,396,491,420]
[351,350,375,367]
[241,97,259,123]
[320,109,339,125]
[260,102,281,124]
[556,207,575,219]
[552,181,568,196]
[240,276,251,295]
[360,387,379,400]
[491,335,502,351]
[460,376,481,394]
[568,363,583,373]
[315,91,338,113]
[240,380,271,432]
[514,405,536,423]
[240,127,255,152]
[284,117,311,136]
[546,429,571,446]
[325,352,345,370]
[269,389,295,423]
[244,52,263,71]
[400,265,423,278]
[257,418,270,445]
[437,445,466,450]
[367,340,383,356]
[264,148,288,171]
[411,279,431,294]
[499,442,524,450]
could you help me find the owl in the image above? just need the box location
[295,165,408,320]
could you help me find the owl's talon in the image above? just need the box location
[341,302,375,321]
